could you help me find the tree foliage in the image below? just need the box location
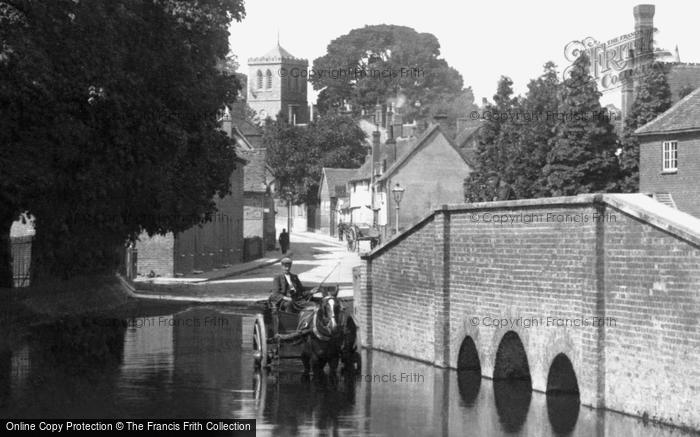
[618,62,672,192]
[264,114,367,205]
[463,76,519,202]
[543,54,620,196]
[311,25,463,122]
[0,0,246,284]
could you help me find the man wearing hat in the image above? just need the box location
[268,257,314,336]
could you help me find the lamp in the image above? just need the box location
[391,183,405,234]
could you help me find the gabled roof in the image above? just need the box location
[455,124,482,148]
[635,87,700,135]
[349,158,373,182]
[321,168,357,197]
[376,124,471,182]
[240,149,270,193]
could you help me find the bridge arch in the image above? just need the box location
[493,331,531,381]
[457,335,480,372]
[546,353,580,434]
[546,353,579,394]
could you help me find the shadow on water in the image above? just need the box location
[547,393,581,436]
[457,369,481,407]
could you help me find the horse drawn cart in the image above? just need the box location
[252,285,361,373]
[344,223,381,252]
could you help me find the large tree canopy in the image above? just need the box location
[311,25,464,122]
[0,0,245,284]
[264,114,367,205]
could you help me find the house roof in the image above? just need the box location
[455,124,482,148]
[321,168,357,197]
[249,44,307,63]
[349,158,373,182]
[240,149,269,193]
[635,87,700,135]
[376,124,471,182]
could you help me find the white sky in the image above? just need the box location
[228,0,700,108]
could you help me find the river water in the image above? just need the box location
[0,305,694,436]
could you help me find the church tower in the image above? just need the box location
[247,44,309,124]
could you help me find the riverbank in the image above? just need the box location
[0,275,192,350]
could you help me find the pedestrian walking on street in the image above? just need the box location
[279,228,289,254]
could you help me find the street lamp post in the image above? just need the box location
[391,183,405,234]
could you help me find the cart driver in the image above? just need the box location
[268,258,316,336]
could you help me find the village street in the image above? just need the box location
[133,231,360,302]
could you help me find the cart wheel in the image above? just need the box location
[253,314,267,369]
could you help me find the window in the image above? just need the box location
[662,140,678,172]
[256,70,263,90]
[293,76,299,92]
[265,70,272,89]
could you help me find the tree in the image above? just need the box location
[264,114,366,205]
[510,62,560,198]
[311,25,463,122]
[424,87,480,138]
[544,54,620,196]
[0,0,246,284]
[618,62,672,192]
[463,76,519,202]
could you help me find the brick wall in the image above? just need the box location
[639,132,700,217]
[355,194,700,429]
[136,232,174,277]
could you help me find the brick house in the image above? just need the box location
[374,122,472,238]
[240,149,276,254]
[636,87,700,217]
[317,168,356,236]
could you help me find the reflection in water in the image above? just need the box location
[493,379,533,433]
[0,306,696,437]
[457,369,481,407]
[547,393,581,436]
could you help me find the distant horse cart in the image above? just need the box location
[343,223,381,252]
[252,285,361,376]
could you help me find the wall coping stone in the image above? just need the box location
[362,193,700,260]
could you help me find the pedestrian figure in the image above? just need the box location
[279,228,289,254]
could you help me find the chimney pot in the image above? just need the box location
[433,113,449,133]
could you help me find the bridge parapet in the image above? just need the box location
[353,193,700,430]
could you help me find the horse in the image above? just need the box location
[297,295,360,377]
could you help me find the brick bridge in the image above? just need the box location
[352,193,700,430]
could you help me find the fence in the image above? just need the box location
[10,235,33,288]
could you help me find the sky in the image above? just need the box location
[227,0,700,108]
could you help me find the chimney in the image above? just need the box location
[221,106,233,137]
[633,5,655,61]
[456,117,469,134]
[385,125,397,165]
[372,130,381,176]
[375,103,383,128]
[433,113,449,133]
[393,110,403,139]
[386,103,394,130]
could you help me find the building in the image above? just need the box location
[315,168,356,236]
[619,5,700,121]
[636,87,700,218]
[240,149,276,253]
[375,122,472,237]
[135,154,247,277]
[247,43,309,124]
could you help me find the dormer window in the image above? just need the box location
[662,140,677,172]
